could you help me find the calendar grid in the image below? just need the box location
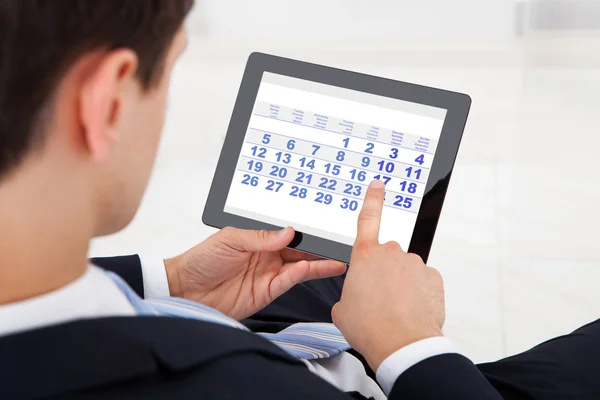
[249,126,431,171]
[239,154,424,200]
[245,139,427,184]
[253,113,435,156]
[235,168,418,214]
[236,168,362,202]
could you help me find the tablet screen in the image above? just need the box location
[224,72,447,249]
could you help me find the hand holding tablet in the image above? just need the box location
[203,53,471,263]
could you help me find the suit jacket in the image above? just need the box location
[0,256,504,399]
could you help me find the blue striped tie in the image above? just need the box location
[107,271,351,360]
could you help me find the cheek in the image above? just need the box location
[149,94,169,139]
[136,92,169,156]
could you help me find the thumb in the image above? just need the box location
[225,227,295,252]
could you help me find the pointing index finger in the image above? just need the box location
[355,180,386,245]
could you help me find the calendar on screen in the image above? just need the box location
[223,73,448,250]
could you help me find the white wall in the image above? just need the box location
[187,0,519,44]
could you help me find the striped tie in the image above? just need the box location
[107,271,351,360]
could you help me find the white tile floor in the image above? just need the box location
[90,38,600,365]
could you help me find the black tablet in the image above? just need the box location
[203,53,471,263]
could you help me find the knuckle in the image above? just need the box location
[354,240,376,255]
[331,303,343,324]
[408,253,424,264]
[358,207,380,221]
[427,267,444,284]
[383,241,403,253]
[256,229,270,242]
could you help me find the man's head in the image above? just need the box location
[0,0,193,236]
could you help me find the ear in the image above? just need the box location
[79,49,139,163]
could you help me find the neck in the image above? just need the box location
[0,162,93,304]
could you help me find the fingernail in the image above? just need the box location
[370,180,385,189]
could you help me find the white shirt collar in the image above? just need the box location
[0,265,135,337]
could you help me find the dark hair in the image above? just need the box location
[0,0,194,179]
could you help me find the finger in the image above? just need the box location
[280,247,323,263]
[277,259,346,287]
[301,259,347,280]
[269,260,311,300]
[270,260,347,301]
[356,180,386,245]
[222,226,295,252]
[279,258,347,280]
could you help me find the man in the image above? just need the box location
[1,1,599,399]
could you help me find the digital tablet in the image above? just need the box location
[203,53,471,263]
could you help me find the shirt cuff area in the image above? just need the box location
[376,336,458,395]
[138,255,171,299]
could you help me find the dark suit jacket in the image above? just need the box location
[0,256,503,399]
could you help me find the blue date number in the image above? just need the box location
[251,146,267,159]
[399,181,418,194]
[349,169,366,182]
[373,175,392,185]
[315,192,333,205]
[247,160,263,172]
[377,160,395,173]
[341,198,359,211]
[343,184,362,197]
[296,172,313,185]
[405,167,423,180]
[266,180,283,192]
[290,186,308,199]
[393,195,414,209]
[242,174,259,187]
[275,152,292,164]
[324,163,341,176]
[319,178,337,190]
[270,166,288,178]
[299,157,316,170]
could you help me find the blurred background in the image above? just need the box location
[91,0,600,364]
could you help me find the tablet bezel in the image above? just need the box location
[203,52,471,263]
